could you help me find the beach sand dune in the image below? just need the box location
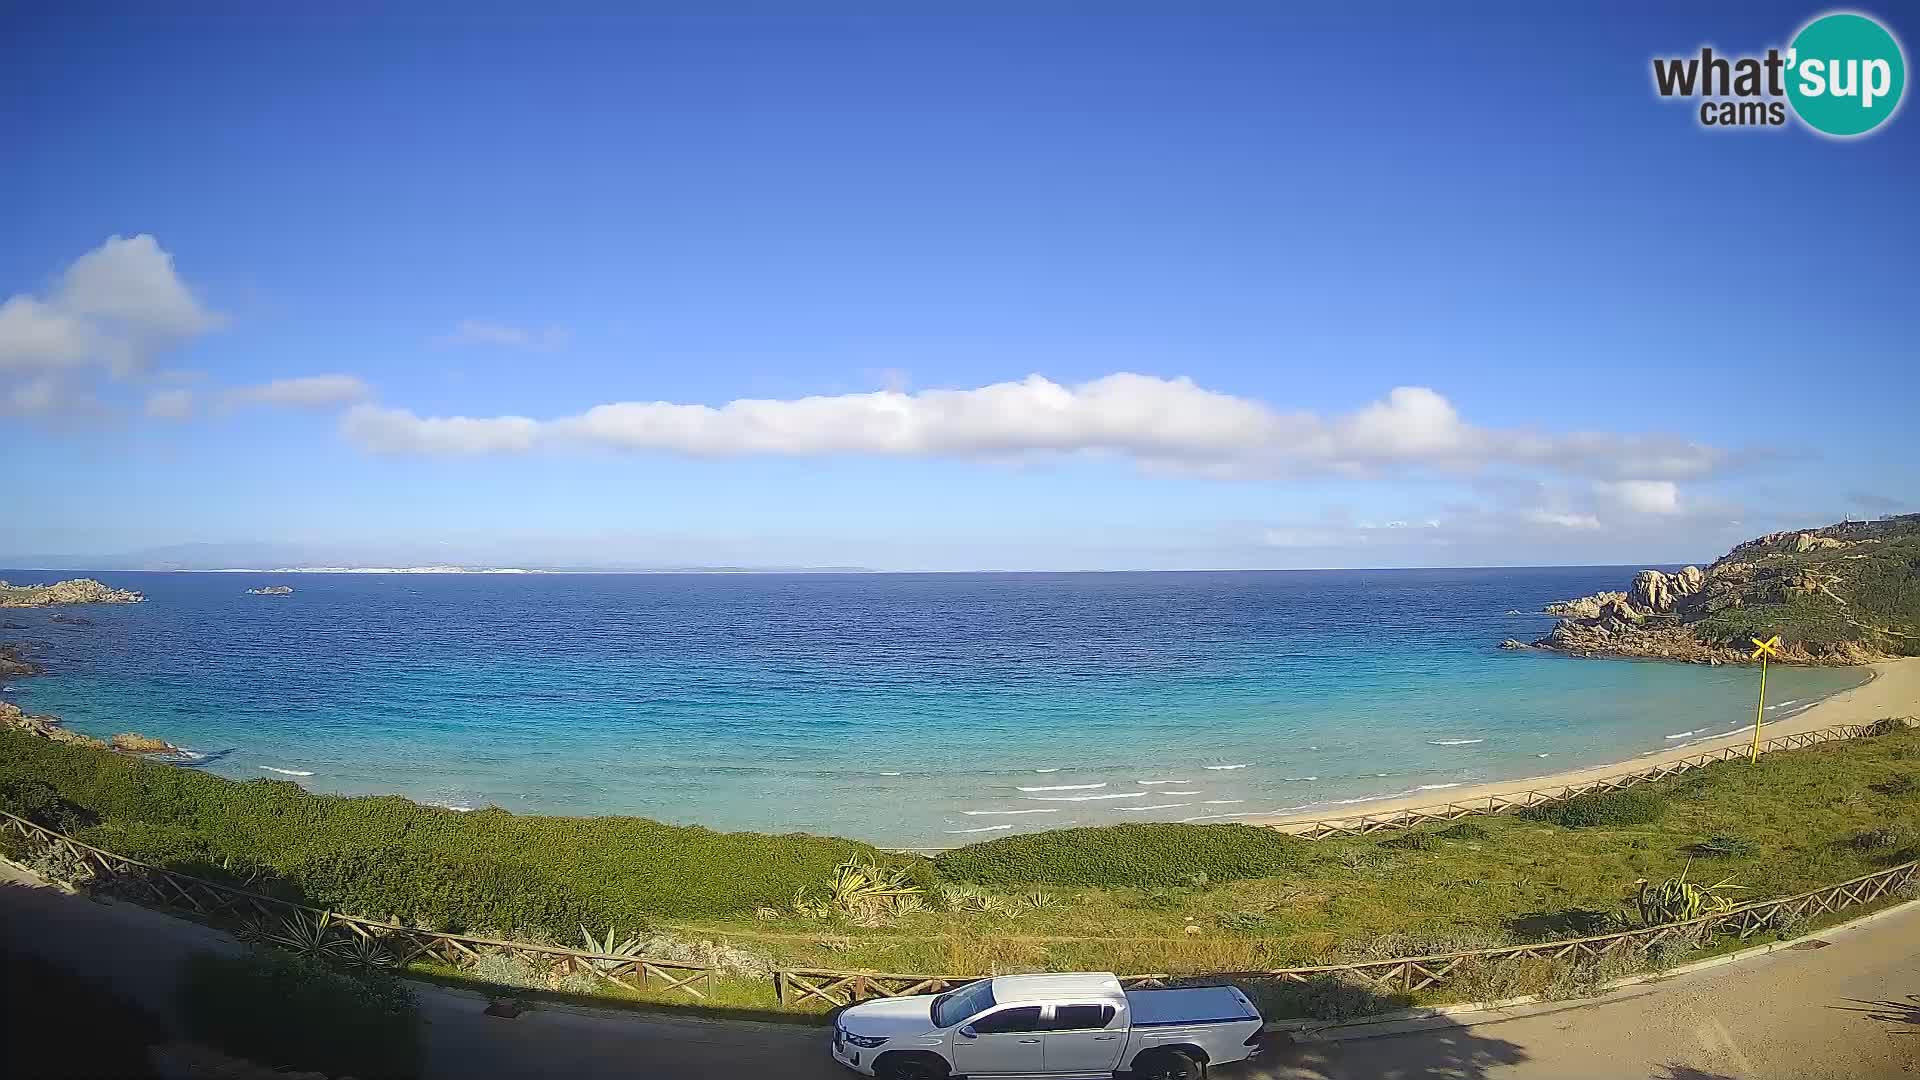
[1260,656,1920,832]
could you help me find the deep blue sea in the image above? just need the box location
[0,569,1867,848]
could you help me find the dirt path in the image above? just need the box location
[1259,656,1920,831]
[4,861,1915,1078]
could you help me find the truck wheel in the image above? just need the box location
[1132,1047,1204,1080]
[874,1051,951,1080]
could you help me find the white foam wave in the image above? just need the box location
[1664,730,1695,740]
[1180,811,1265,821]
[1767,699,1801,710]
[960,808,1059,816]
[1417,783,1462,791]
[1154,789,1202,795]
[945,824,1013,834]
[260,766,313,776]
[1017,782,1106,792]
[1203,763,1253,771]
[427,801,474,812]
[1282,776,1318,782]
[1428,739,1485,747]
[1032,767,1060,773]
[1137,779,1190,785]
[1023,791,1150,802]
[877,771,901,776]
[1203,798,1246,805]
[1112,802,1193,812]
[1537,753,1551,758]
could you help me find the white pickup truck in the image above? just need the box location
[830,972,1264,1080]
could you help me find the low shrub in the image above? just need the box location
[1870,772,1919,797]
[934,823,1307,889]
[1379,831,1437,852]
[1519,790,1666,829]
[1432,820,1490,842]
[1848,827,1904,853]
[0,730,920,936]
[1688,834,1758,859]
[180,949,419,1079]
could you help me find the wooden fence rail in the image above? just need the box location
[1274,719,1907,840]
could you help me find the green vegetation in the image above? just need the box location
[1518,789,1666,829]
[0,728,918,939]
[1689,514,1920,656]
[4,722,1918,1020]
[934,821,1308,889]
[180,949,419,1079]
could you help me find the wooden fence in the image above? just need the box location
[1274,719,1906,840]
[775,858,1919,1006]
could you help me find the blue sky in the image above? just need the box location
[3,4,1915,570]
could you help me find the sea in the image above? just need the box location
[0,569,1867,849]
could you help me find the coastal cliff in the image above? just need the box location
[0,578,143,607]
[1508,514,1920,665]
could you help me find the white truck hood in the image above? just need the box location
[838,995,938,1039]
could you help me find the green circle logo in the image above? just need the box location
[1787,12,1906,137]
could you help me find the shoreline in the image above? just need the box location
[1256,655,1920,831]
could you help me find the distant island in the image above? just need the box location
[1506,514,1920,665]
[0,578,143,608]
[246,585,294,595]
[214,566,536,575]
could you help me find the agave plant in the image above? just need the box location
[1633,861,1746,926]
[579,926,646,972]
[338,932,395,971]
[1021,890,1061,912]
[805,858,925,921]
[267,910,345,958]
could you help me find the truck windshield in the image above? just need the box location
[931,980,996,1028]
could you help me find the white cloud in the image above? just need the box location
[434,320,569,351]
[1523,509,1603,530]
[342,404,540,454]
[144,389,194,420]
[224,374,372,410]
[340,375,1728,485]
[1,375,103,419]
[0,235,221,375]
[1596,479,1681,515]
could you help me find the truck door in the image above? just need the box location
[950,1005,1045,1075]
[1042,1003,1123,1073]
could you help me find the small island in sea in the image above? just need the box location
[246,585,294,596]
[0,578,143,608]
[1503,514,1920,665]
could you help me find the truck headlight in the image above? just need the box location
[842,1032,888,1049]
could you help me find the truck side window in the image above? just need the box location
[971,1006,1043,1034]
[1045,1004,1116,1030]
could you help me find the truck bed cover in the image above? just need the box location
[1123,985,1258,1027]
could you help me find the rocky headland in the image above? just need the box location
[0,578,143,607]
[246,585,294,596]
[1505,515,1920,665]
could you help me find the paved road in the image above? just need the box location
[3,864,1914,1079]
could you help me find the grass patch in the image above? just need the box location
[933,822,1308,889]
[1518,789,1666,829]
[181,949,419,1078]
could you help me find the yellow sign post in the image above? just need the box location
[1748,635,1782,763]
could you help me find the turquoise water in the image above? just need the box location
[0,569,1866,848]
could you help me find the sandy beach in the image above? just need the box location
[1260,655,1920,831]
